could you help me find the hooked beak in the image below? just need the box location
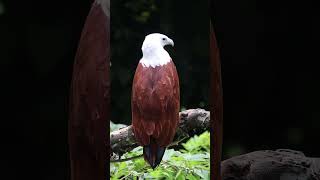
[168,38,174,47]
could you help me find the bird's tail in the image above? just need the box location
[143,138,165,169]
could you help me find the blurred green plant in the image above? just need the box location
[0,1,5,15]
[124,0,157,23]
[110,127,210,179]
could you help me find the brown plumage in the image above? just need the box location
[132,45,180,169]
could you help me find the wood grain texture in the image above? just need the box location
[68,0,110,179]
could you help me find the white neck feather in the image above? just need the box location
[96,0,110,17]
[140,45,171,68]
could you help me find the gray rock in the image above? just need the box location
[222,149,320,180]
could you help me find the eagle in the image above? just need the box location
[131,33,180,169]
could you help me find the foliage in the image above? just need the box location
[0,1,5,16]
[110,131,210,179]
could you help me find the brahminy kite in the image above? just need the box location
[131,33,180,169]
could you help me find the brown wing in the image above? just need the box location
[132,61,180,147]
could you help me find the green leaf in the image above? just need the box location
[186,174,198,180]
[133,159,145,170]
[182,131,210,152]
[110,131,211,179]
[193,169,210,180]
[175,170,185,180]
[163,148,180,161]
[162,171,173,179]
[150,170,162,178]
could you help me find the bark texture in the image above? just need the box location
[222,149,320,180]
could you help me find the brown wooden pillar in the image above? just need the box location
[209,18,223,180]
[69,0,110,179]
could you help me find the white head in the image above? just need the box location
[140,33,174,68]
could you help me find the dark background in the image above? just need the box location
[0,0,319,179]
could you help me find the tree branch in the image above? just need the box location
[110,108,210,159]
[110,154,143,163]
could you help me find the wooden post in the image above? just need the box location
[209,20,223,180]
[68,0,110,180]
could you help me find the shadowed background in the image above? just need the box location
[0,0,319,179]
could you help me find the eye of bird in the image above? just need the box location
[162,38,166,41]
